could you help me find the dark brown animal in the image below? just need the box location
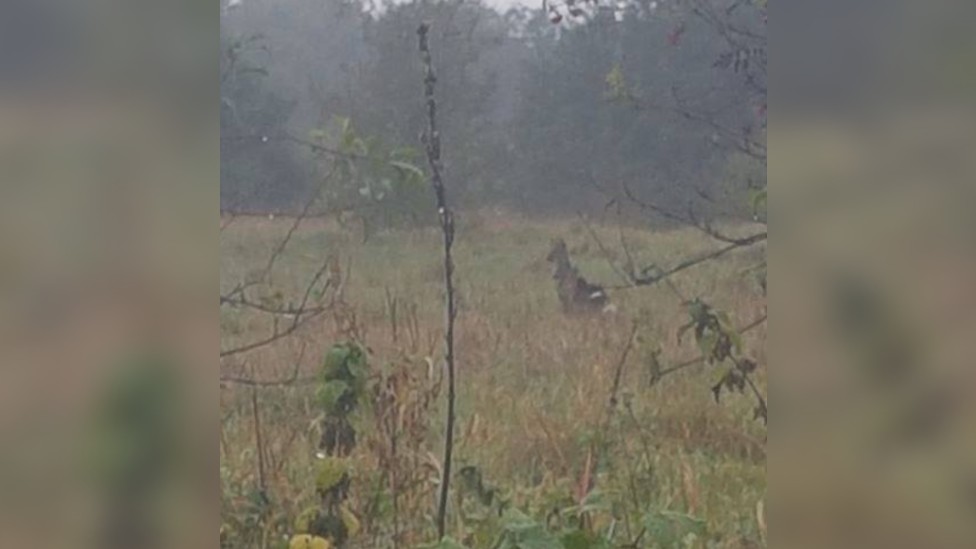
[546,238,613,314]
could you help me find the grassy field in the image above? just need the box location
[219,210,767,548]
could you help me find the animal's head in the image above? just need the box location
[546,238,569,264]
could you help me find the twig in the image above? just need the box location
[261,164,336,284]
[742,367,767,424]
[574,323,639,524]
[622,84,765,161]
[220,294,328,317]
[584,175,759,301]
[221,373,318,387]
[651,314,767,383]
[219,164,342,358]
[738,313,768,333]
[220,345,313,387]
[674,85,766,160]
[418,22,459,541]
[604,321,640,427]
[654,355,706,380]
[220,256,333,357]
[615,201,688,302]
[621,182,763,246]
[606,231,767,291]
[250,382,266,495]
[733,356,768,425]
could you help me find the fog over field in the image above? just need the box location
[220,1,767,547]
[6,1,976,548]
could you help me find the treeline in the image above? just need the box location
[220,0,764,223]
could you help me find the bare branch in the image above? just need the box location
[220,292,329,318]
[218,159,346,358]
[670,85,765,160]
[219,254,334,358]
[220,374,319,388]
[579,207,689,302]
[651,313,766,382]
[619,182,692,227]
[604,231,767,291]
[220,345,318,387]
[615,87,765,160]
[605,322,640,423]
[736,357,768,424]
[261,165,336,284]
[685,199,764,245]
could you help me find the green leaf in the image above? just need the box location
[322,345,352,380]
[289,535,331,549]
[559,530,611,549]
[390,160,425,180]
[641,509,706,547]
[294,507,321,534]
[697,331,718,359]
[728,329,744,355]
[750,188,767,217]
[340,505,360,538]
[711,368,733,394]
[604,64,629,101]
[687,299,709,324]
[314,457,348,493]
[316,380,350,413]
[494,509,562,549]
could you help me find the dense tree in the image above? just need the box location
[506,1,763,218]
[220,30,310,211]
[219,0,764,220]
[220,0,368,211]
[328,0,516,204]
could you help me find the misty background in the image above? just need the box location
[220,0,764,224]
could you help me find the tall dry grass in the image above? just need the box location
[220,210,766,548]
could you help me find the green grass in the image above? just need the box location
[220,211,767,549]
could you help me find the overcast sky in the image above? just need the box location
[227,0,537,12]
[226,0,537,15]
[484,0,534,10]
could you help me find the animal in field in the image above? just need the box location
[546,238,614,314]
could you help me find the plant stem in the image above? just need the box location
[418,22,458,541]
